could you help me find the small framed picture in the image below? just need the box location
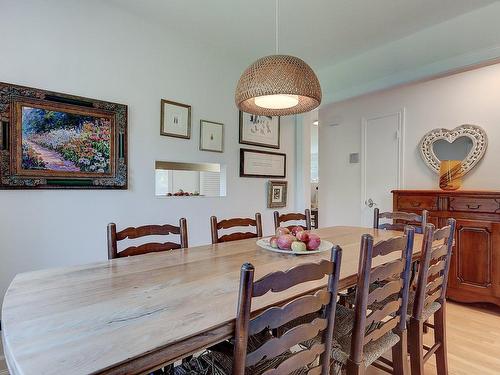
[200,120,224,153]
[239,111,280,149]
[160,99,191,139]
[267,180,287,208]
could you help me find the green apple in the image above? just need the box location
[291,241,307,252]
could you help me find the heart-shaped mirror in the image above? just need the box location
[419,124,487,176]
[432,137,473,162]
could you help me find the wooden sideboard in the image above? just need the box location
[393,190,500,307]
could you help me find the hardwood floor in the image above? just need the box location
[368,301,500,375]
[0,336,7,375]
[0,302,498,374]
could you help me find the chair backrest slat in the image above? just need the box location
[249,289,330,335]
[261,343,325,375]
[233,246,342,375]
[369,258,404,283]
[118,242,181,257]
[372,236,408,257]
[274,209,312,231]
[218,232,259,243]
[412,219,456,320]
[427,260,446,278]
[349,228,414,364]
[246,317,327,367]
[363,316,399,345]
[116,224,181,240]
[425,276,444,295]
[253,259,333,297]
[367,279,403,305]
[107,218,188,259]
[374,208,428,234]
[210,213,262,244]
[431,244,449,260]
[365,299,402,327]
[432,225,453,241]
[379,211,423,221]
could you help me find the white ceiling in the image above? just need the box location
[109,0,495,70]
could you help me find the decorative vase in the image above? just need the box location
[439,160,462,190]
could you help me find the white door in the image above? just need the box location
[361,110,404,226]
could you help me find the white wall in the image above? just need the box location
[319,63,500,227]
[0,0,297,310]
[319,2,500,103]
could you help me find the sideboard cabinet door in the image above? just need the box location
[452,220,492,289]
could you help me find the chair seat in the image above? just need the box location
[331,305,400,369]
[174,329,309,375]
[174,349,309,375]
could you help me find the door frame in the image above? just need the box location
[360,108,405,214]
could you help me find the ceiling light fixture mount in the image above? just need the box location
[235,0,321,116]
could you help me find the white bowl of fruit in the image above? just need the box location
[256,226,333,255]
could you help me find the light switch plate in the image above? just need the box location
[349,153,359,163]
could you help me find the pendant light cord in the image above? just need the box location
[275,0,279,54]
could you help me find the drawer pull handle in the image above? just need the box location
[466,204,481,210]
[410,201,422,208]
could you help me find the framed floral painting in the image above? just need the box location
[0,82,128,189]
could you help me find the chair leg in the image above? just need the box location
[392,331,408,375]
[434,303,449,375]
[408,318,425,375]
[346,359,365,375]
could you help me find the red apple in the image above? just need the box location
[291,226,304,236]
[295,230,310,242]
[306,234,321,250]
[291,241,307,252]
[269,236,279,249]
[275,227,291,236]
[277,234,295,250]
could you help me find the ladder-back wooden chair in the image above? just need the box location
[331,227,415,374]
[107,218,188,259]
[374,208,428,234]
[274,209,312,231]
[409,219,456,375]
[210,213,263,244]
[189,246,343,375]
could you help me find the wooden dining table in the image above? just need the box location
[1,226,423,375]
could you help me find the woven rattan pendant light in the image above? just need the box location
[235,0,321,116]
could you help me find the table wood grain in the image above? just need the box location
[1,226,422,375]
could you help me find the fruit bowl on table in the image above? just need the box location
[256,237,333,255]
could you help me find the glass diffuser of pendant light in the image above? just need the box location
[235,0,321,116]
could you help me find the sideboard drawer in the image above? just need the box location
[397,195,438,210]
[449,197,500,213]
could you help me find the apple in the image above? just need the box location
[275,227,291,236]
[269,236,279,249]
[306,234,321,250]
[295,230,310,242]
[291,226,304,236]
[291,241,307,252]
[277,234,295,250]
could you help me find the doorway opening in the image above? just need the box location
[311,119,319,228]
